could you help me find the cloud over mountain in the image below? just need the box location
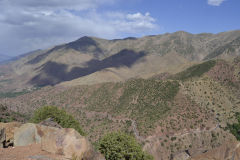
[0,0,157,55]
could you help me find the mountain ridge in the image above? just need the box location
[0,30,239,91]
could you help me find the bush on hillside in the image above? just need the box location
[98,132,153,160]
[31,106,85,135]
[227,112,240,140]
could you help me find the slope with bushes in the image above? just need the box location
[0,58,239,160]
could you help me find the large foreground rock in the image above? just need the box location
[39,125,92,159]
[13,123,105,160]
[14,123,41,146]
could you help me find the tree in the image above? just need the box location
[98,132,153,160]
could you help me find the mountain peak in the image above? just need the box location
[76,36,93,41]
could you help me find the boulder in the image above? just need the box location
[173,152,190,160]
[39,125,92,159]
[0,122,21,147]
[14,123,41,146]
[13,123,105,159]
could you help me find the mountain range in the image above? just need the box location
[0,30,240,160]
[0,30,239,92]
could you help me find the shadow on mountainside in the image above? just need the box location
[27,36,104,65]
[29,49,146,86]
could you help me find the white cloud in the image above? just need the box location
[106,12,157,34]
[208,0,225,6]
[0,0,158,56]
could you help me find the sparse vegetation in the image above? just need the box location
[86,79,180,134]
[0,88,40,98]
[172,60,216,81]
[0,90,30,98]
[204,37,240,60]
[0,104,27,122]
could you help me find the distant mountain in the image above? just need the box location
[0,30,239,91]
[9,49,42,62]
[0,50,43,65]
[0,54,13,63]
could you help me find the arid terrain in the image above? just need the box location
[0,31,240,160]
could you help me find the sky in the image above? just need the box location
[0,0,239,56]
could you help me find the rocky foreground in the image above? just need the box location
[1,121,240,160]
[0,122,104,160]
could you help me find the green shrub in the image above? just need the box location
[98,132,153,160]
[227,112,240,140]
[31,106,85,135]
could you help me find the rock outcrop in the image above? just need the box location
[9,122,105,159]
[39,125,92,159]
[0,122,22,147]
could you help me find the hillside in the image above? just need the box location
[0,30,240,92]
[0,56,239,159]
[0,30,240,159]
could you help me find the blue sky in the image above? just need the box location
[0,0,239,56]
[104,0,240,34]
